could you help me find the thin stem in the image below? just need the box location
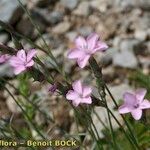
[107,108,137,149]
[73,106,103,150]
[80,106,104,150]
[105,85,140,149]
[4,86,46,139]
[17,0,63,75]
[104,98,118,149]
[89,56,140,149]
[92,109,109,130]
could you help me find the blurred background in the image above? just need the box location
[0,0,150,149]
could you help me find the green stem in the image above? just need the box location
[89,56,140,149]
[105,85,140,149]
[4,87,46,139]
[73,107,103,150]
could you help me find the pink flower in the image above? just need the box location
[0,54,11,63]
[67,33,108,68]
[119,88,150,120]
[66,80,92,107]
[10,49,36,75]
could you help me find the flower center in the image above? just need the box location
[79,94,84,99]
[134,104,139,109]
[83,45,91,54]
[24,61,28,66]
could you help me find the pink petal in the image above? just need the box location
[140,99,150,109]
[10,57,24,67]
[14,66,26,75]
[131,109,142,120]
[0,56,6,63]
[81,97,92,104]
[26,60,34,67]
[118,105,130,114]
[72,80,83,94]
[83,85,92,97]
[77,55,90,68]
[72,98,81,107]
[67,49,85,59]
[66,90,79,100]
[27,49,36,62]
[75,36,87,49]
[123,92,136,107]
[87,33,99,50]
[0,54,10,63]
[135,88,147,103]
[93,41,108,53]
[17,50,26,62]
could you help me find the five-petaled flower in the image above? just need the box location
[0,54,11,64]
[10,49,36,75]
[119,88,150,120]
[66,80,92,107]
[67,33,108,68]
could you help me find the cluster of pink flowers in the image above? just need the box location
[66,33,108,106]
[1,32,150,120]
[0,49,36,75]
[65,33,150,120]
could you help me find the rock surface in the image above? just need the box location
[0,0,24,23]
[60,0,79,10]
[113,50,138,68]
[73,1,90,16]
[52,21,71,34]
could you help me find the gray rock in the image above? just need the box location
[0,0,25,23]
[16,15,34,37]
[0,63,14,77]
[65,31,77,42]
[77,26,93,37]
[27,0,55,8]
[33,8,63,25]
[132,13,150,31]
[113,37,122,48]
[48,11,64,25]
[73,1,90,16]
[35,33,62,49]
[60,0,78,10]
[93,83,132,137]
[134,30,148,41]
[96,48,118,65]
[96,23,111,40]
[138,56,150,72]
[35,0,55,8]
[90,0,109,12]
[113,50,138,68]
[89,15,100,25]
[52,45,65,58]
[107,83,132,101]
[52,21,71,34]
[120,39,140,51]
[113,0,150,10]
[116,0,137,9]
[0,33,8,43]
[6,96,21,114]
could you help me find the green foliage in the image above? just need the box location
[18,73,30,97]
